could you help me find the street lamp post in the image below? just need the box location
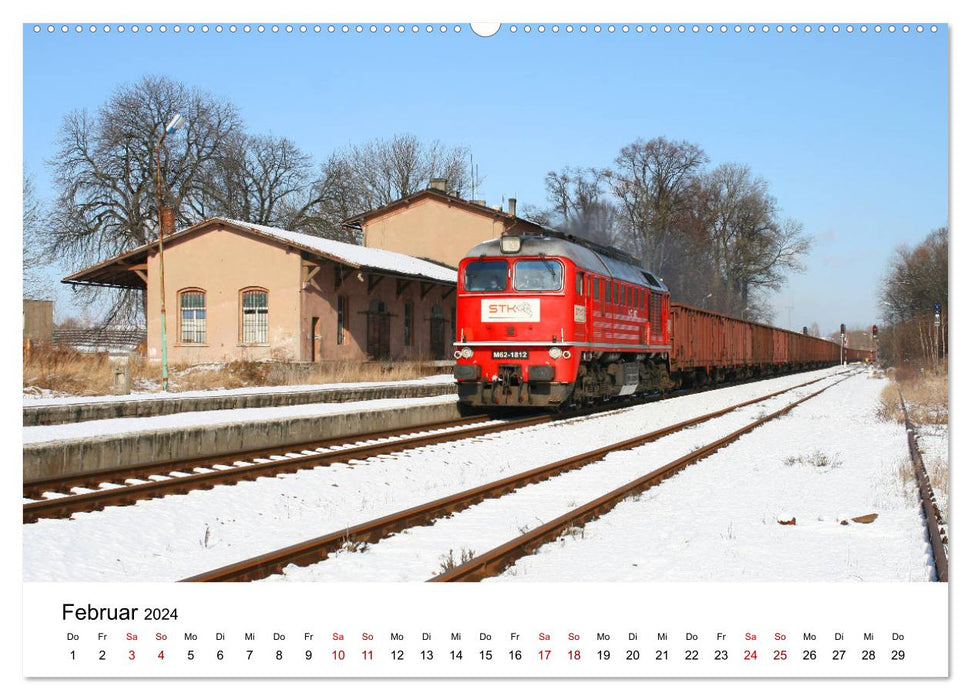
[155,113,185,392]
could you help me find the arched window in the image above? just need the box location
[240,288,269,344]
[179,289,206,344]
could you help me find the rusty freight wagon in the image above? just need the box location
[668,303,843,386]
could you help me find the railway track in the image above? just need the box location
[183,372,852,582]
[23,395,658,523]
[22,414,514,523]
[432,376,848,582]
[23,416,496,502]
[24,369,847,524]
[898,386,949,583]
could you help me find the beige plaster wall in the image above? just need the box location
[363,198,512,268]
[145,226,302,364]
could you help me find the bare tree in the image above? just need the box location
[334,133,475,212]
[696,163,812,317]
[298,153,370,243]
[23,173,52,299]
[880,226,948,367]
[515,203,553,227]
[47,75,241,322]
[194,132,317,229]
[544,167,621,248]
[609,137,709,272]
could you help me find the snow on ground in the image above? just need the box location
[23,367,928,583]
[22,394,457,445]
[22,372,455,406]
[270,369,929,583]
[493,370,932,583]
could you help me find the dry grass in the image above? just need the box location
[898,373,948,425]
[435,548,476,575]
[875,371,947,425]
[783,450,843,470]
[23,345,441,397]
[876,384,905,423]
[884,369,949,525]
[925,457,949,523]
[23,345,117,396]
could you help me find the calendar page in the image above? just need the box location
[16,0,956,693]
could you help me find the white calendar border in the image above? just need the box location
[9,0,962,694]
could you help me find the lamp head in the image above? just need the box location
[164,114,186,135]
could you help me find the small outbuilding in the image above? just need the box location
[63,218,458,364]
[22,299,54,343]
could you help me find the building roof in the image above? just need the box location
[221,219,457,283]
[342,187,551,233]
[53,327,146,353]
[62,217,458,289]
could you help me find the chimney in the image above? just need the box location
[428,178,447,192]
[508,198,517,218]
[160,206,176,237]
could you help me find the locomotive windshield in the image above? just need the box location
[464,260,508,291]
[514,259,563,291]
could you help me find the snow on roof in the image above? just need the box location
[220,219,457,285]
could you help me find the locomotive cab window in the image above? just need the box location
[514,259,563,291]
[464,260,508,291]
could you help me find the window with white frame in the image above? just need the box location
[240,289,268,344]
[179,290,206,344]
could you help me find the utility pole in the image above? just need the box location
[155,113,186,392]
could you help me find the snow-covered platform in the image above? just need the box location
[23,374,457,426]
[23,394,462,482]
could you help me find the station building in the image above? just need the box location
[63,218,458,364]
[62,182,549,365]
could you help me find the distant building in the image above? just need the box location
[343,180,547,268]
[22,299,53,343]
[63,218,457,364]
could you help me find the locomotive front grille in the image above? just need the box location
[496,364,523,384]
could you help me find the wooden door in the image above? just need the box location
[366,300,390,360]
[429,305,446,359]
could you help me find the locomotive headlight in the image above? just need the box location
[548,346,562,359]
[499,235,522,254]
[459,346,474,359]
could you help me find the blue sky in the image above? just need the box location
[22,22,948,333]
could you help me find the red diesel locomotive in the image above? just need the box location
[453,231,671,407]
[453,230,866,409]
